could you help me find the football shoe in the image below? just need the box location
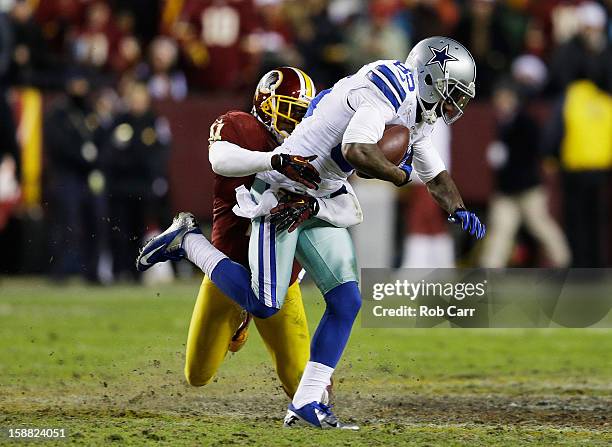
[228,312,251,352]
[136,212,202,272]
[283,402,358,430]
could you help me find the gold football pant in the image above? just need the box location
[184,276,310,397]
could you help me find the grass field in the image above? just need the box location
[1,277,610,446]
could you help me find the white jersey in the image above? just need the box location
[258,59,447,197]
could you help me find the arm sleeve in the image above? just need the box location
[342,87,395,145]
[412,134,447,183]
[209,140,274,177]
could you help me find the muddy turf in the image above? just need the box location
[1,278,610,446]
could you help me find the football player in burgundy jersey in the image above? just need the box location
[182,67,321,398]
[177,0,258,90]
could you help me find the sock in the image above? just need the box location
[310,281,361,367]
[183,233,227,276]
[292,361,334,409]
[291,282,361,409]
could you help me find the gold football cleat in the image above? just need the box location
[228,312,252,352]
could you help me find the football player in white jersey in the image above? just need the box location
[137,37,485,428]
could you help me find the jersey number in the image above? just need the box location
[201,7,240,47]
[393,61,416,92]
[209,119,225,143]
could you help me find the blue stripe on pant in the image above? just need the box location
[270,220,277,307]
[251,215,288,309]
[258,216,265,304]
[210,258,279,319]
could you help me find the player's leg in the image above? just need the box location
[284,223,360,429]
[479,194,521,268]
[184,276,244,386]
[519,186,571,267]
[136,212,284,318]
[248,214,299,311]
[253,281,310,398]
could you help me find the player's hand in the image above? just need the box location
[395,149,413,187]
[448,208,486,240]
[271,154,321,190]
[270,191,319,233]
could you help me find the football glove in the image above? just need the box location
[271,154,321,190]
[396,149,414,187]
[448,208,486,240]
[270,191,319,233]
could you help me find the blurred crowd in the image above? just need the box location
[0,0,611,281]
[2,0,611,94]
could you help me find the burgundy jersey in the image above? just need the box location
[209,110,300,282]
[181,0,257,90]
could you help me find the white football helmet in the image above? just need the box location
[406,36,476,125]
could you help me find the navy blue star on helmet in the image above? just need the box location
[426,45,459,72]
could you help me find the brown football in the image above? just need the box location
[378,125,410,165]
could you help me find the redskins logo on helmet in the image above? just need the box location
[252,67,316,141]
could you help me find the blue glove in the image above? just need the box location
[396,149,413,186]
[448,208,486,240]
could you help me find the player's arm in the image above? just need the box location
[412,137,485,239]
[209,140,275,176]
[208,118,320,188]
[428,173,486,240]
[340,91,410,186]
[410,136,458,213]
[342,142,408,186]
[425,170,464,214]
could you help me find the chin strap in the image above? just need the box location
[416,94,438,125]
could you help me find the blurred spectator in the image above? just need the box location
[173,0,258,91]
[0,7,20,233]
[0,154,20,230]
[72,1,123,71]
[103,82,170,280]
[45,74,106,283]
[7,0,57,87]
[454,0,515,97]
[0,8,19,173]
[347,0,409,71]
[409,0,460,43]
[34,0,89,56]
[0,9,12,79]
[144,36,187,101]
[108,35,141,76]
[245,0,299,74]
[93,86,120,129]
[114,0,161,44]
[543,76,612,268]
[480,82,570,268]
[549,1,612,94]
[288,0,349,87]
[522,17,547,58]
[511,53,548,97]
